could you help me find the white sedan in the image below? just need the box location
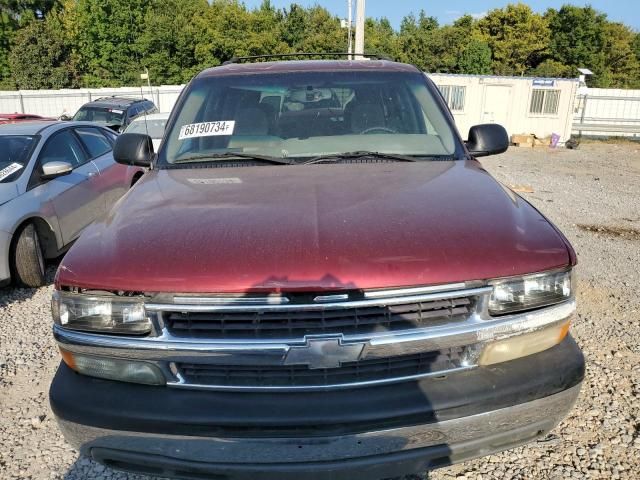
[123,112,169,151]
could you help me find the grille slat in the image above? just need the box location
[178,347,466,388]
[165,296,474,339]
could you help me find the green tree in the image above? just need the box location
[458,39,492,74]
[601,22,640,88]
[0,8,15,88]
[192,0,253,67]
[0,0,59,19]
[245,0,289,56]
[633,33,640,63]
[296,6,345,53]
[529,59,573,78]
[477,3,550,76]
[136,0,209,84]
[545,5,607,84]
[397,11,439,69]
[281,3,308,50]
[8,12,78,89]
[73,0,151,87]
[364,17,398,58]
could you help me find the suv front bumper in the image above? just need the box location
[50,337,584,480]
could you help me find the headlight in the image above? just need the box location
[52,291,151,334]
[489,269,574,315]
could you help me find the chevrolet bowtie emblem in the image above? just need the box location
[283,336,365,369]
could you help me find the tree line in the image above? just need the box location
[1,0,639,91]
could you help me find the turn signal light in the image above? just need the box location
[479,320,571,366]
[59,348,165,385]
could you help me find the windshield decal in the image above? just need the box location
[0,162,23,181]
[187,177,242,184]
[109,109,123,114]
[179,121,235,140]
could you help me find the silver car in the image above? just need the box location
[123,112,169,152]
[0,121,144,287]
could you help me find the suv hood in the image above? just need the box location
[58,161,570,293]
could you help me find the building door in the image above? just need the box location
[482,85,512,125]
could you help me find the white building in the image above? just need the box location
[428,73,579,143]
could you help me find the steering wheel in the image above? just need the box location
[361,126,397,134]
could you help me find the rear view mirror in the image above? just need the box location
[114,133,154,167]
[466,124,509,158]
[41,161,73,179]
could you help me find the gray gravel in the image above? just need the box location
[1,142,639,479]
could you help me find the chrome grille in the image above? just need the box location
[55,284,577,391]
[177,347,467,388]
[164,296,474,339]
[140,285,496,390]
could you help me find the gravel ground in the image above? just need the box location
[1,142,639,479]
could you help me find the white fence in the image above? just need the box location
[0,85,185,117]
[573,88,640,137]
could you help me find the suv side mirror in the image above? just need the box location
[114,133,154,167]
[465,124,509,158]
[41,161,73,179]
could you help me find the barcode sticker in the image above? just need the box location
[179,121,235,140]
[0,162,23,181]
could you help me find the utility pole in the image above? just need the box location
[347,0,353,57]
[354,0,365,59]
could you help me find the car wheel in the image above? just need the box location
[12,223,46,288]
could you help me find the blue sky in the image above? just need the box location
[244,1,640,30]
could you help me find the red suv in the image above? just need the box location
[0,113,55,124]
[50,57,583,480]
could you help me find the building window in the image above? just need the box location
[530,89,561,115]
[438,85,466,112]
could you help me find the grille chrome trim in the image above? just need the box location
[363,282,467,299]
[171,296,290,305]
[313,293,349,303]
[146,287,492,313]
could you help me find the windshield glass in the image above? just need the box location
[124,118,167,138]
[160,70,460,164]
[73,106,125,126]
[0,135,36,183]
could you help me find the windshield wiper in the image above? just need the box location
[174,152,294,166]
[303,151,419,165]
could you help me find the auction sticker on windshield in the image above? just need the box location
[179,121,235,140]
[0,163,23,181]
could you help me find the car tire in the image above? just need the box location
[12,223,46,288]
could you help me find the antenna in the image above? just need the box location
[139,70,150,139]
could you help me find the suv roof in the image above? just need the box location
[197,59,420,79]
[82,97,151,108]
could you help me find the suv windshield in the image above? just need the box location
[160,70,461,164]
[0,135,37,183]
[73,106,125,126]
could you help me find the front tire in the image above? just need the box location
[12,223,46,288]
